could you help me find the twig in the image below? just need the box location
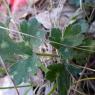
[73,63,88,95]
[72,88,86,95]
[75,77,95,83]
[71,64,95,72]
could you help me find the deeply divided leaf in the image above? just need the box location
[49,28,62,49]
[10,53,41,84]
[20,18,46,49]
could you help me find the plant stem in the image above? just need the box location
[0,84,32,89]
[0,56,20,95]
[75,77,95,84]
[48,83,57,95]
[1,25,95,53]
[35,52,59,57]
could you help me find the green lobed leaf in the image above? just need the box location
[59,47,76,60]
[65,63,82,77]
[81,38,95,51]
[10,53,41,84]
[46,64,63,82]
[0,22,41,85]
[63,34,84,47]
[75,20,89,33]
[49,23,85,61]
[73,50,89,65]
[46,63,70,95]
[49,28,62,49]
[58,72,70,95]
[20,20,28,33]
[46,70,57,82]
[57,64,70,95]
[20,18,46,49]
[73,38,95,65]
[63,24,81,38]
[0,22,32,63]
[58,23,84,60]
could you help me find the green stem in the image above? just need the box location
[0,84,32,89]
[48,83,57,95]
[35,52,59,57]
